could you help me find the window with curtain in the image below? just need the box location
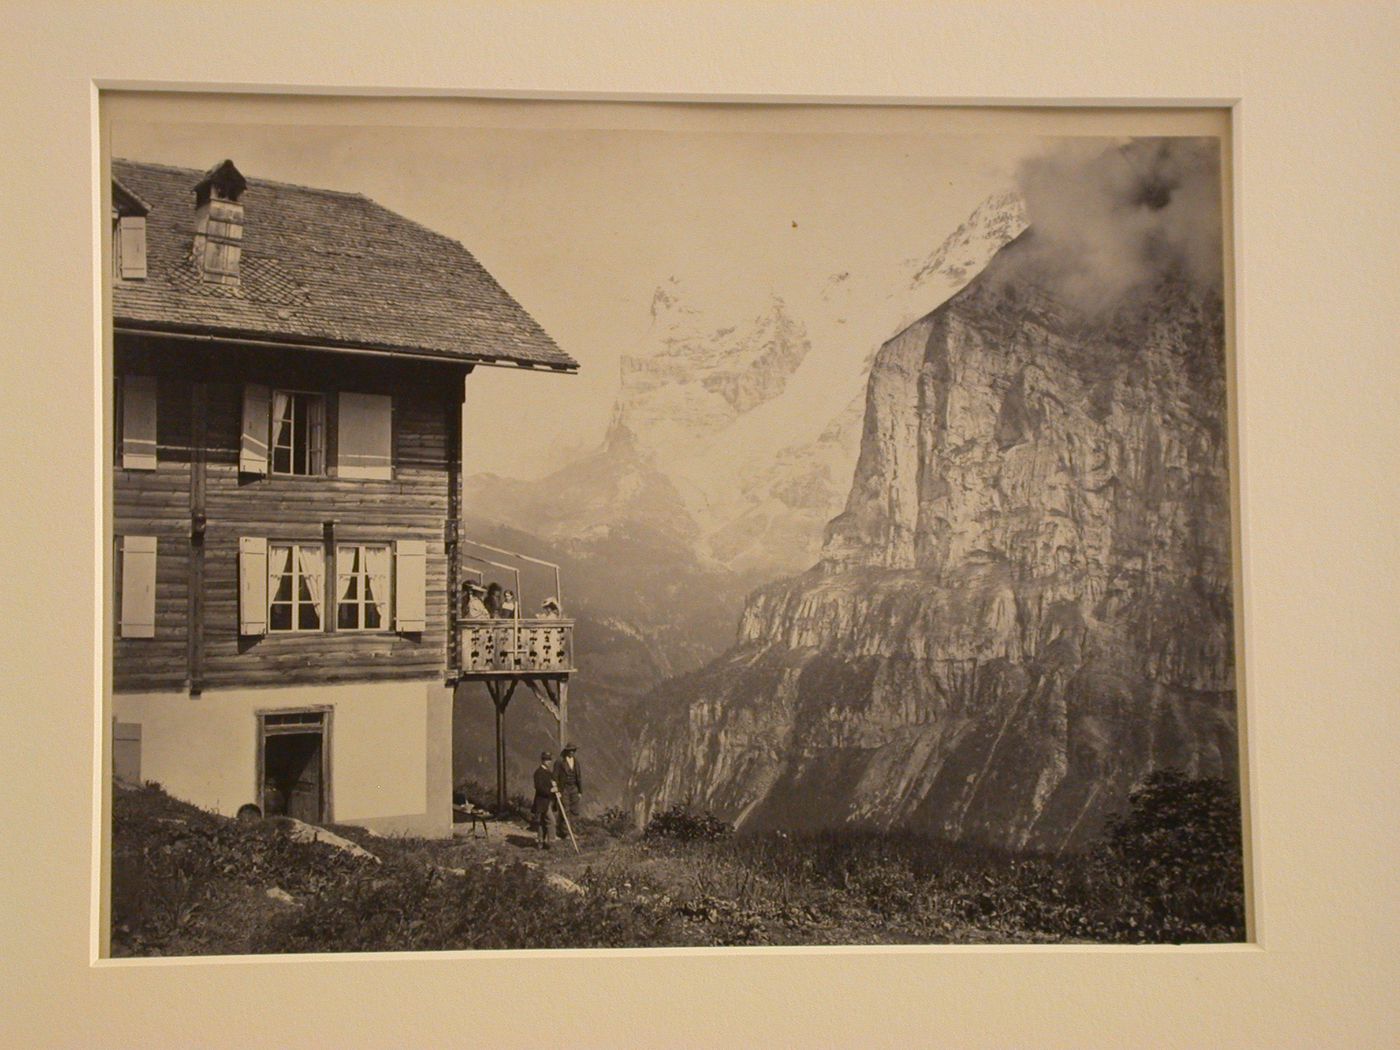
[270,390,325,476]
[268,543,324,632]
[336,544,391,630]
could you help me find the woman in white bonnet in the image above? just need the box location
[463,580,490,619]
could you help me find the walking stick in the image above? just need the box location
[552,787,580,854]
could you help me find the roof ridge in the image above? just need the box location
[111,158,368,201]
[109,155,578,370]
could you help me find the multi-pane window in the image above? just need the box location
[336,544,391,630]
[270,391,325,476]
[268,543,324,632]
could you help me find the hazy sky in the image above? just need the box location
[109,99,1223,477]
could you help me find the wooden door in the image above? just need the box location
[284,734,323,824]
[260,711,327,824]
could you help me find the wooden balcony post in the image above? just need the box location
[486,678,518,811]
[495,700,506,811]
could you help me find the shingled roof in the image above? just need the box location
[111,159,577,371]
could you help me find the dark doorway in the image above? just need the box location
[260,711,327,824]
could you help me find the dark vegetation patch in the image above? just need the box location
[635,772,1243,946]
[642,802,735,843]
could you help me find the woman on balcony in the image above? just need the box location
[463,581,490,619]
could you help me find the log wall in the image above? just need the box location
[112,335,469,693]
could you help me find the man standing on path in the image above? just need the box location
[532,752,557,850]
[554,744,582,825]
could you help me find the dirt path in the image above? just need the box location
[447,814,622,882]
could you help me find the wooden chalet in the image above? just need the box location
[110,158,577,836]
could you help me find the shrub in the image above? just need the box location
[643,802,733,843]
[1090,769,1246,943]
[597,806,634,836]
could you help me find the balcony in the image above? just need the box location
[459,618,575,675]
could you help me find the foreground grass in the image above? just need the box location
[110,774,1244,956]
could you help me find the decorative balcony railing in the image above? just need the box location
[459,618,575,674]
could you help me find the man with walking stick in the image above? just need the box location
[532,751,556,850]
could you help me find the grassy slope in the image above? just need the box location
[112,774,1243,955]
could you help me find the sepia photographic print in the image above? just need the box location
[103,97,1246,956]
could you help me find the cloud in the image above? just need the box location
[1009,138,1223,312]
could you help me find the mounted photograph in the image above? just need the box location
[101,97,1244,955]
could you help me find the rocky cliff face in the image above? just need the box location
[629,213,1236,852]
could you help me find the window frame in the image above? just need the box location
[267,541,326,634]
[334,542,394,633]
[335,391,395,481]
[268,388,327,478]
[115,373,158,471]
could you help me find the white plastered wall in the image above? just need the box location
[112,679,453,836]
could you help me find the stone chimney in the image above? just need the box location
[192,159,248,286]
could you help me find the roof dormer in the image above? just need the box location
[192,159,247,287]
[112,177,150,280]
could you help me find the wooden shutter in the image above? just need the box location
[117,215,147,279]
[240,385,271,475]
[336,392,393,479]
[119,536,156,638]
[239,536,268,636]
[394,539,427,632]
[120,375,158,470]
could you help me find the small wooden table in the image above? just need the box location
[453,804,491,838]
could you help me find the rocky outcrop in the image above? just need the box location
[629,217,1236,853]
[906,191,1028,294]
